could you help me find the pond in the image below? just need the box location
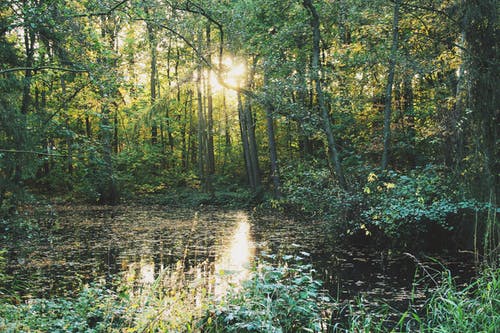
[6,204,476,309]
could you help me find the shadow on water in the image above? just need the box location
[7,204,476,310]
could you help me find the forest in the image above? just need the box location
[0,0,498,332]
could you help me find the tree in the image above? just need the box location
[381,0,400,170]
[462,0,499,202]
[302,0,347,189]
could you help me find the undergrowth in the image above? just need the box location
[335,266,499,332]
[0,255,498,332]
[199,255,332,332]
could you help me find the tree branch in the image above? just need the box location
[0,66,88,75]
[174,1,225,68]
[397,1,458,25]
[71,0,130,18]
[0,149,68,158]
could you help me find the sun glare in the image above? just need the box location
[214,211,255,297]
[209,58,246,94]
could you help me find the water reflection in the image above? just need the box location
[214,211,255,296]
[118,211,255,299]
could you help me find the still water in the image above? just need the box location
[7,204,475,306]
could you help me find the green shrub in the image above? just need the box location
[0,284,129,333]
[361,165,482,245]
[278,162,361,220]
[200,255,331,332]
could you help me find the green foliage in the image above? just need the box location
[0,249,8,295]
[277,162,361,220]
[200,256,331,332]
[0,284,130,332]
[361,165,482,244]
[115,146,167,192]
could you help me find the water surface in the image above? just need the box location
[7,204,476,308]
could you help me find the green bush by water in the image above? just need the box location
[0,285,130,332]
[200,256,331,332]
[0,255,331,333]
[277,162,490,250]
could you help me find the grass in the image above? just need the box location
[334,267,499,332]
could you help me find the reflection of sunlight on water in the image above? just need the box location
[121,211,255,300]
[214,211,255,297]
[140,260,155,284]
[123,258,156,284]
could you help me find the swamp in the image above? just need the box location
[0,0,499,332]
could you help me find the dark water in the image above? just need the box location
[6,204,476,307]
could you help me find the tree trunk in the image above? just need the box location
[403,73,415,168]
[381,0,400,170]
[196,31,206,184]
[99,102,118,204]
[244,59,261,190]
[463,0,499,203]
[113,111,119,154]
[97,16,119,205]
[146,17,158,146]
[21,24,35,115]
[61,76,73,174]
[238,92,255,189]
[86,116,92,138]
[296,46,313,157]
[165,41,175,154]
[206,25,216,176]
[263,72,282,198]
[303,0,347,189]
[222,91,231,170]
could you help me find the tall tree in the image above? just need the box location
[303,0,347,189]
[145,6,159,145]
[95,14,120,204]
[381,0,401,170]
[463,0,499,202]
[205,24,216,177]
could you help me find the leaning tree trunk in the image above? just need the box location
[303,0,347,189]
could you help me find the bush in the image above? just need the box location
[361,165,482,247]
[0,284,129,333]
[277,162,361,220]
[200,255,331,332]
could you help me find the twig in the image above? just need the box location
[0,66,88,75]
[0,149,68,158]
